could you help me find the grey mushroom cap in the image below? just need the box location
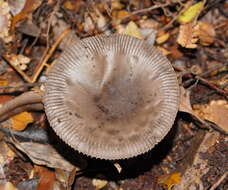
[44,34,179,160]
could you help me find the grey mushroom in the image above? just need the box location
[44,34,179,160]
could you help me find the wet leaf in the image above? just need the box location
[11,112,33,131]
[123,21,143,39]
[178,1,204,24]
[158,172,181,190]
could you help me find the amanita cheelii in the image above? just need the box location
[0,34,179,160]
[44,34,179,160]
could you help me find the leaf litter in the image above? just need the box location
[0,0,227,189]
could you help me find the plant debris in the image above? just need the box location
[0,0,227,189]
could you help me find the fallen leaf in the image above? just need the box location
[156,32,170,44]
[92,179,108,190]
[0,80,8,86]
[177,22,198,48]
[156,46,171,56]
[123,21,143,39]
[7,54,31,71]
[178,1,204,24]
[193,21,215,46]
[3,182,18,190]
[111,0,124,10]
[11,111,33,131]
[193,100,228,133]
[0,0,13,43]
[158,172,181,190]
[112,10,129,24]
[63,0,75,10]
[11,0,41,31]
[35,166,55,190]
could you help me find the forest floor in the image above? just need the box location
[0,0,227,190]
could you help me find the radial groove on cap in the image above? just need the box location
[44,34,179,160]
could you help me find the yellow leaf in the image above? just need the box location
[158,172,181,190]
[63,0,75,10]
[0,80,8,86]
[178,1,204,24]
[123,21,143,39]
[92,179,108,190]
[11,111,33,131]
[156,32,170,44]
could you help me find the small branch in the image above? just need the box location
[196,76,228,97]
[209,172,227,190]
[0,91,43,120]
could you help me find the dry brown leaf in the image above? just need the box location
[193,100,228,132]
[11,111,33,131]
[35,166,55,190]
[11,0,41,31]
[177,22,198,48]
[123,21,143,39]
[92,179,108,190]
[158,172,181,190]
[193,21,215,46]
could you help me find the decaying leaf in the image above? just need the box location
[11,0,41,31]
[11,112,33,131]
[158,172,181,190]
[177,22,198,48]
[193,100,228,133]
[35,166,55,190]
[0,0,13,43]
[13,141,75,171]
[193,21,216,46]
[178,1,204,24]
[7,54,31,71]
[123,21,143,39]
[92,179,108,190]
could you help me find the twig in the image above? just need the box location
[3,27,71,83]
[209,172,227,190]
[196,76,228,97]
[0,91,43,120]
[0,82,42,90]
[127,3,170,17]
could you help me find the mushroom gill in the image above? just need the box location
[44,34,179,160]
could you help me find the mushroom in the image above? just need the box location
[44,34,179,160]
